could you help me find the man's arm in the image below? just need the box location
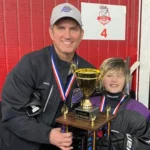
[1,55,51,144]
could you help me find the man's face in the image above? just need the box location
[103,69,125,93]
[49,18,84,57]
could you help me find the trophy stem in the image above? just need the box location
[82,98,92,109]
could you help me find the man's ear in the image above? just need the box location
[81,29,84,40]
[49,26,53,40]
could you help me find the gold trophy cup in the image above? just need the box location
[75,68,100,121]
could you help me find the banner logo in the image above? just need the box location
[97,5,111,25]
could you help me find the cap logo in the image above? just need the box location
[61,6,72,12]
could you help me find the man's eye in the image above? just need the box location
[58,27,64,30]
[71,28,78,31]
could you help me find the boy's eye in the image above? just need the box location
[106,74,112,77]
[117,74,124,77]
[117,75,121,77]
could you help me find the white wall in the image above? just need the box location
[138,0,150,107]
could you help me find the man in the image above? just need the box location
[0,3,94,150]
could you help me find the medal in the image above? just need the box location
[61,103,68,115]
[69,63,77,74]
[50,47,77,116]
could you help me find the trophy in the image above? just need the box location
[75,68,100,121]
[56,68,116,150]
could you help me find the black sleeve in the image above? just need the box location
[106,104,150,150]
[1,55,51,144]
[96,131,150,150]
[111,105,150,143]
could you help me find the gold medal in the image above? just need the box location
[69,63,77,74]
[61,103,68,115]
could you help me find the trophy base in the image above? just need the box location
[75,106,99,121]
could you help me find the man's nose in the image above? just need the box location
[63,30,71,39]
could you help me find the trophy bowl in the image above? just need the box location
[75,68,100,120]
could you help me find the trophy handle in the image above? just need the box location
[80,99,84,107]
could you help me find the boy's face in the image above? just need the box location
[103,69,126,93]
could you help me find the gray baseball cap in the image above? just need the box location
[50,3,82,26]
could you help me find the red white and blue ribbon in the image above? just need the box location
[99,96,105,112]
[99,94,126,115]
[51,49,76,101]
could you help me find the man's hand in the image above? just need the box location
[49,128,73,150]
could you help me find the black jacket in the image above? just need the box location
[0,46,95,150]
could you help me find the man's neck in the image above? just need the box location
[58,53,74,63]
[53,46,74,63]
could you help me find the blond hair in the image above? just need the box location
[98,57,130,93]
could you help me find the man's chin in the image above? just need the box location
[62,49,76,54]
